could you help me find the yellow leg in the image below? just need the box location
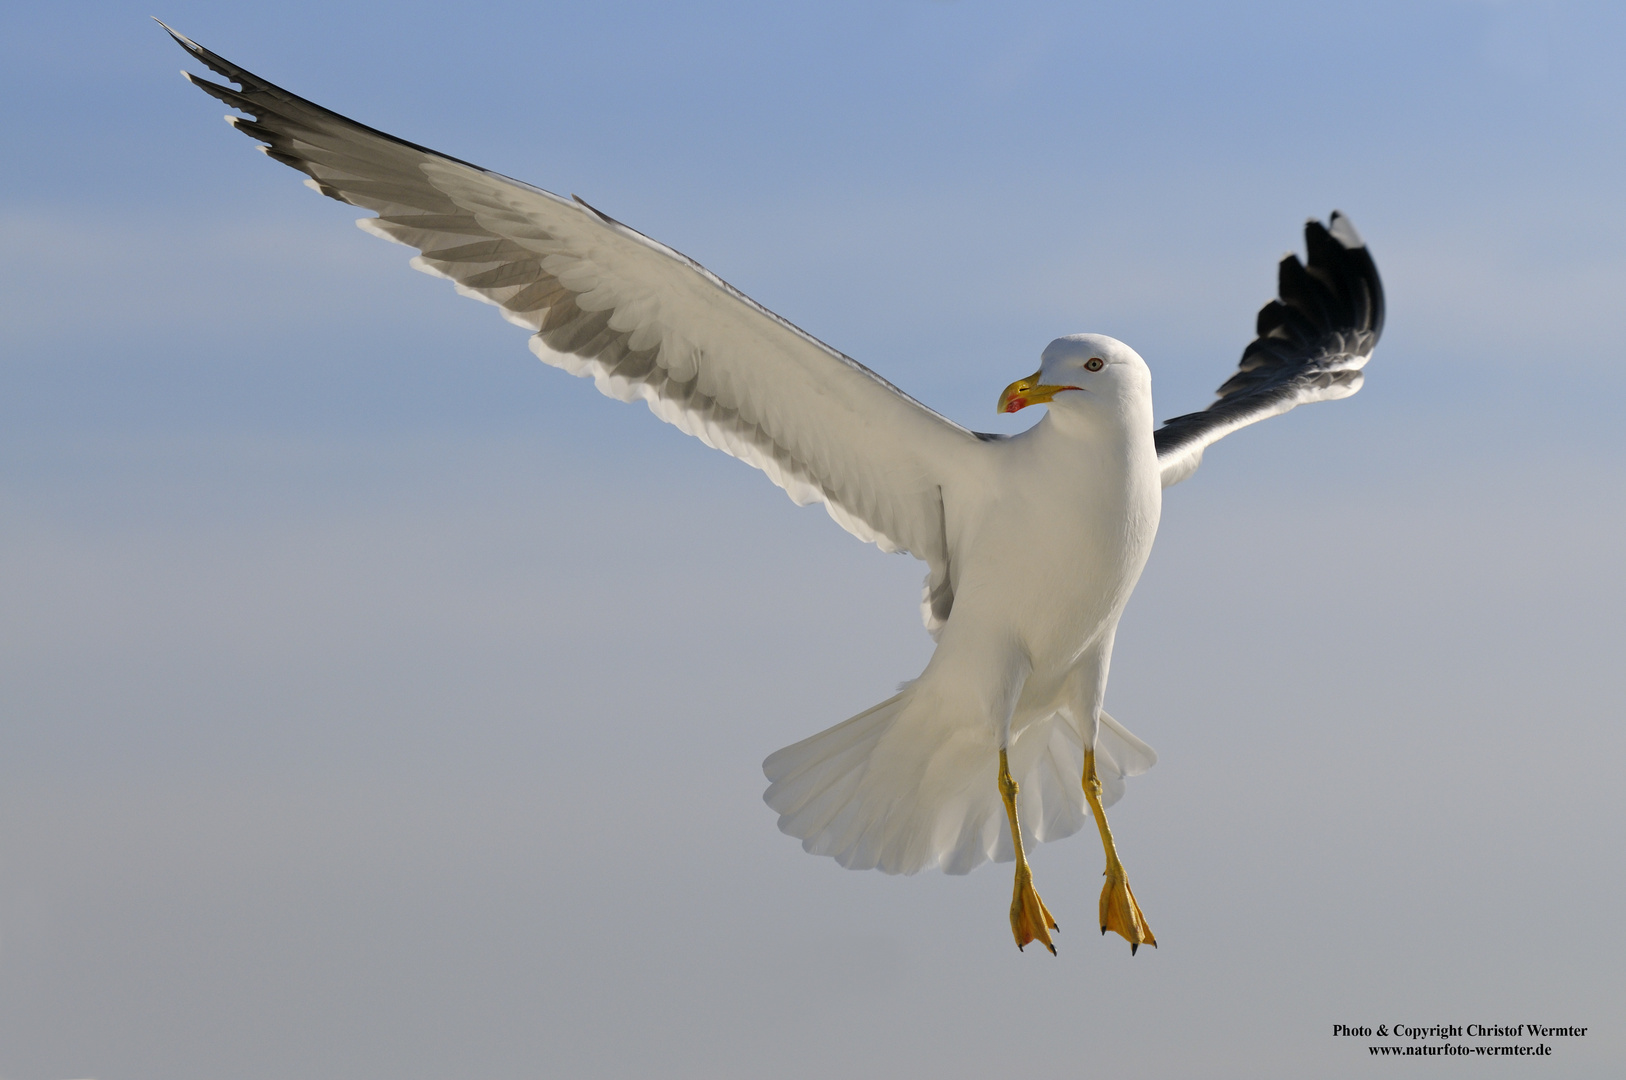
[1084,749,1156,954]
[999,748,1058,954]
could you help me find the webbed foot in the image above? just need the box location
[1099,861,1155,954]
[1011,863,1059,954]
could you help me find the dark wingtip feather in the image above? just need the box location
[1326,210,1366,249]
[571,194,623,227]
[1153,212,1386,466]
[156,20,266,91]
[161,24,486,176]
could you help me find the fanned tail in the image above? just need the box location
[1095,709,1158,807]
[763,689,1156,876]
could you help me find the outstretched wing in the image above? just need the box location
[163,24,988,631]
[1154,212,1385,487]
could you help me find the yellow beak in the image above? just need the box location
[998,370,1081,414]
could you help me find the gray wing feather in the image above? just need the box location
[162,24,988,630]
[1154,212,1385,487]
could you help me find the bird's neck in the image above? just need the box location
[1039,393,1153,446]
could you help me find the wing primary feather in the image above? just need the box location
[160,21,485,171]
[163,22,991,632]
[571,194,620,225]
[1153,211,1385,488]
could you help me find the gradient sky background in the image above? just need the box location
[4,2,1625,1077]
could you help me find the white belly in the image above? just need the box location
[936,408,1161,711]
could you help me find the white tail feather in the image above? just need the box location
[1096,709,1157,808]
[764,690,1155,876]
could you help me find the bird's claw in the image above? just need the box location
[1010,864,1059,955]
[1099,862,1155,954]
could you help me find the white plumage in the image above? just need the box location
[761,331,1164,874]
[164,24,1384,939]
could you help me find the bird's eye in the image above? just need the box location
[1085,358,1104,372]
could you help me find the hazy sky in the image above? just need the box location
[4,2,1624,1077]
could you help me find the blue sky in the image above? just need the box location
[4,2,1625,1077]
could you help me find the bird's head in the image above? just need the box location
[998,334,1149,414]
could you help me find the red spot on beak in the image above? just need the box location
[1006,397,1025,413]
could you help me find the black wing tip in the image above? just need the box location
[160,23,489,177]
[571,194,622,226]
[155,19,258,90]
[1156,209,1386,457]
[152,17,187,44]
[153,18,206,75]
[1323,210,1366,250]
[153,20,214,69]
[1290,210,1385,343]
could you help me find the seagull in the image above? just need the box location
[162,23,1384,955]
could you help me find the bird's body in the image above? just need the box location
[765,336,1161,878]
[163,22,1384,953]
[988,385,1161,730]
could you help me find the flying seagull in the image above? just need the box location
[162,23,1384,956]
